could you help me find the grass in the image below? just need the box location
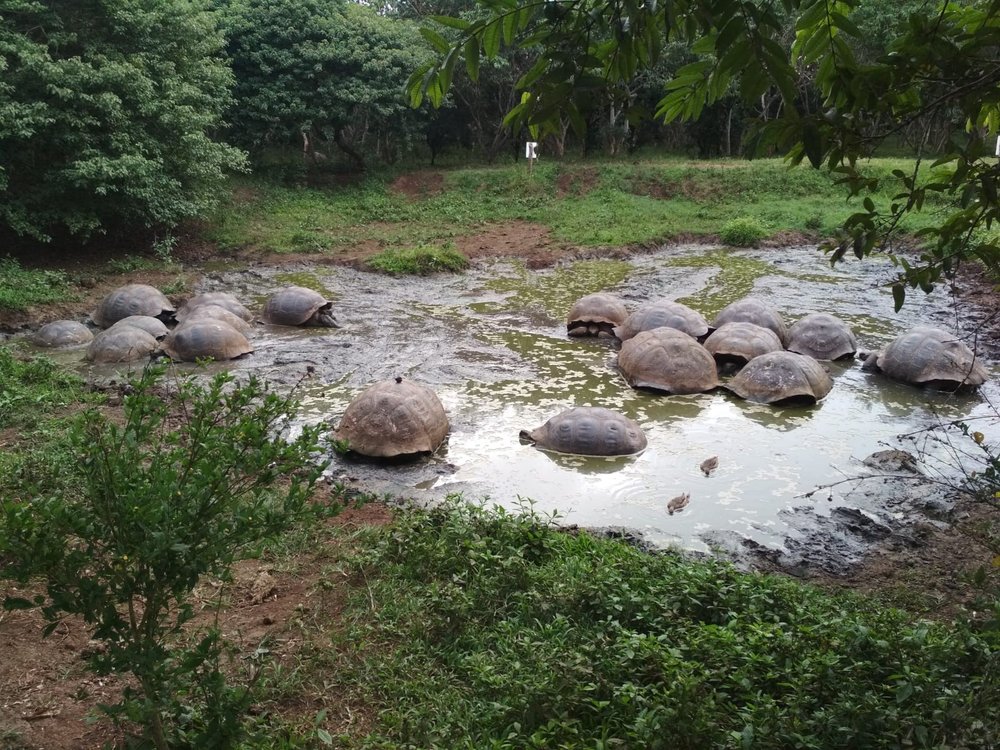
[366,244,469,275]
[201,157,959,256]
[0,347,98,430]
[0,257,71,311]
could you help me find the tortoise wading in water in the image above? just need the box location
[85,326,159,363]
[263,286,338,327]
[175,304,254,335]
[92,284,175,327]
[566,293,628,337]
[334,378,448,458]
[875,326,988,390]
[726,351,832,405]
[520,406,647,456]
[176,292,254,323]
[618,327,719,394]
[614,299,709,341]
[161,321,254,362]
[786,313,858,361]
[703,322,783,371]
[109,315,170,340]
[712,298,787,344]
[32,320,93,348]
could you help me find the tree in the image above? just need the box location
[220,0,431,170]
[0,0,246,242]
[409,0,1000,306]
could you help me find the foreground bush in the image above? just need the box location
[341,500,1000,749]
[1,366,326,749]
[720,216,769,247]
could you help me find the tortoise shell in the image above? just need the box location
[787,313,858,360]
[618,327,719,394]
[161,321,254,362]
[176,304,254,335]
[712,298,787,344]
[726,351,833,405]
[176,292,254,323]
[262,286,338,327]
[520,406,647,456]
[703,322,783,368]
[876,326,988,389]
[566,293,628,337]
[92,284,175,327]
[32,320,94,348]
[109,315,170,340]
[85,326,159,363]
[334,378,449,458]
[613,299,709,341]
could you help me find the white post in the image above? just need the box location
[525,141,538,174]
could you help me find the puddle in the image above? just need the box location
[27,245,1000,571]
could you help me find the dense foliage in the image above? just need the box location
[0,0,246,241]
[340,500,1000,748]
[220,0,430,169]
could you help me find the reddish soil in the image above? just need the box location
[388,171,445,200]
[555,167,599,197]
[0,499,392,750]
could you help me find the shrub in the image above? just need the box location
[720,216,769,246]
[1,366,327,749]
[366,244,469,275]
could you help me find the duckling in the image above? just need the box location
[667,492,690,515]
[700,456,719,476]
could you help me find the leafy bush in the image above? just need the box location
[720,216,769,246]
[0,258,70,311]
[0,347,94,428]
[341,499,1000,748]
[366,244,469,275]
[1,366,327,749]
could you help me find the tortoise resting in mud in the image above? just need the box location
[786,313,858,361]
[92,284,175,328]
[618,327,719,395]
[334,378,449,458]
[175,303,254,335]
[109,315,170,340]
[725,350,833,405]
[160,320,254,362]
[614,299,709,341]
[85,326,159,364]
[566,293,628,338]
[712,297,787,344]
[262,286,338,327]
[32,320,94,348]
[873,326,989,390]
[520,406,647,456]
[176,292,254,324]
[703,321,783,371]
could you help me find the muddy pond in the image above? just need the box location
[43,244,1000,573]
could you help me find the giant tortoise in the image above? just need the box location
[618,327,719,394]
[175,303,254,335]
[109,315,170,340]
[614,299,709,342]
[703,322,783,371]
[787,313,858,361]
[32,320,94,348]
[334,378,448,458]
[712,298,787,344]
[160,320,254,362]
[875,326,988,390]
[519,407,647,456]
[566,293,628,337]
[85,326,159,363]
[92,284,175,327]
[263,286,338,327]
[725,351,832,405]
[176,292,254,324]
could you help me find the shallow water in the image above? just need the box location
[32,245,1000,556]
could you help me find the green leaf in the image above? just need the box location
[430,15,471,30]
[482,19,502,58]
[892,283,905,312]
[464,37,480,81]
[420,27,451,54]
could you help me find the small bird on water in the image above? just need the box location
[700,456,719,476]
[667,492,690,515]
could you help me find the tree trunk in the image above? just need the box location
[334,127,365,171]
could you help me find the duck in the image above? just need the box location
[700,456,719,476]
[667,492,690,515]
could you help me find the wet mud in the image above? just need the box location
[14,244,1000,576]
